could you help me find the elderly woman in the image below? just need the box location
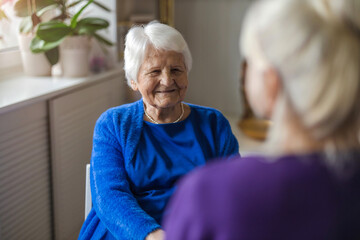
[78,22,239,240]
[164,0,360,239]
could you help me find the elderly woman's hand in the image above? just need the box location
[146,229,165,240]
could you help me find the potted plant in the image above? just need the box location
[13,0,59,76]
[0,0,11,49]
[30,0,112,77]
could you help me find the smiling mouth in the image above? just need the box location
[155,89,176,93]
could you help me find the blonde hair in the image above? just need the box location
[241,0,360,153]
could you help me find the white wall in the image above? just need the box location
[174,0,251,116]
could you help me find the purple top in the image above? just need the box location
[163,152,360,240]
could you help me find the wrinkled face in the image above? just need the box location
[132,45,188,109]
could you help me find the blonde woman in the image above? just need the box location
[164,0,360,239]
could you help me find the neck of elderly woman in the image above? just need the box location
[144,101,184,124]
[263,96,322,155]
[265,94,360,156]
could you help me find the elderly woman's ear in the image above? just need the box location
[131,80,138,91]
[263,67,281,119]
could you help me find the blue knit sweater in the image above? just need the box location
[78,99,239,239]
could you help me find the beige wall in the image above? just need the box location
[175,0,251,116]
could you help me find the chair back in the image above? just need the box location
[84,164,92,219]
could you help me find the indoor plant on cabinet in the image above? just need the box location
[29,0,112,77]
[13,0,59,76]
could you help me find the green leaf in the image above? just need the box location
[19,17,33,33]
[93,33,113,46]
[75,17,109,35]
[36,21,72,42]
[13,0,57,17]
[30,35,64,53]
[44,46,59,65]
[70,0,94,29]
[66,0,110,12]
[66,0,82,9]
[92,1,111,12]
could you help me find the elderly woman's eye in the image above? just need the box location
[172,68,183,74]
[149,70,161,76]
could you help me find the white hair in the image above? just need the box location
[124,21,192,86]
[241,0,360,153]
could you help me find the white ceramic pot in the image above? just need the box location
[60,36,91,78]
[18,34,52,76]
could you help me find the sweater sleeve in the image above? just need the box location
[90,112,161,239]
[216,114,240,158]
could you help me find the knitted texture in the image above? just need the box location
[79,99,239,239]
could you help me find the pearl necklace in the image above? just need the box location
[144,103,184,124]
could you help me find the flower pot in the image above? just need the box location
[18,34,52,76]
[60,36,91,78]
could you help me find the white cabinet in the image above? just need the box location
[0,102,52,240]
[50,77,123,240]
[0,70,126,240]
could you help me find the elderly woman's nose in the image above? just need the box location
[160,69,173,85]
